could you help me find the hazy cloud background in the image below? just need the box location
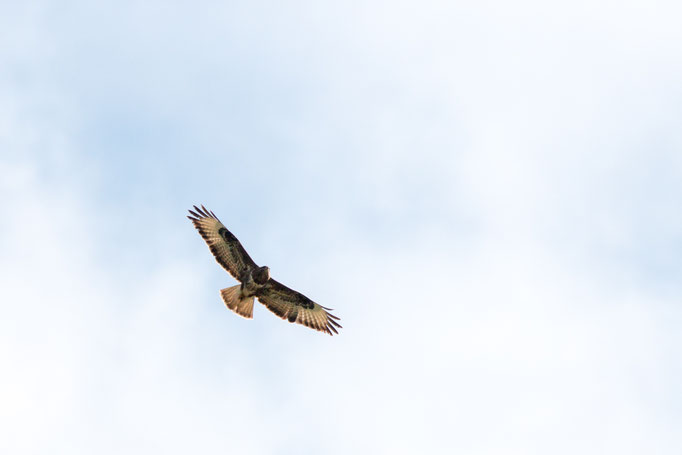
[1,1,681,453]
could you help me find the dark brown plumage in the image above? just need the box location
[188,205,342,335]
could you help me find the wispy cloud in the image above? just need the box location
[1,1,681,454]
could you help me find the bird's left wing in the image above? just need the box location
[257,279,342,335]
[187,205,257,280]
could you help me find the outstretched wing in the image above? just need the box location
[187,205,257,280]
[256,279,342,335]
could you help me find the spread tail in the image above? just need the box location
[220,285,255,319]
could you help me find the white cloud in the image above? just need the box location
[1,0,681,453]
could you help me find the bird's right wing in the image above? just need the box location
[257,279,342,335]
[187,205,257,280]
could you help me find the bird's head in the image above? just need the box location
[254,265,271,284]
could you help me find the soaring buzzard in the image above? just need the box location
[188,205,341,335]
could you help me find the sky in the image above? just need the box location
[1,1,681,453]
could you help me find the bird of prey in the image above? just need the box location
[188,205,342,335]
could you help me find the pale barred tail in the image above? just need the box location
[220,285,255,319]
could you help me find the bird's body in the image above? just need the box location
[188,205,341,335]
[239,265,270,298]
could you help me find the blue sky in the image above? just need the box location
[1,1,681,453]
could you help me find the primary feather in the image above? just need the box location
[187,205,256,280]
